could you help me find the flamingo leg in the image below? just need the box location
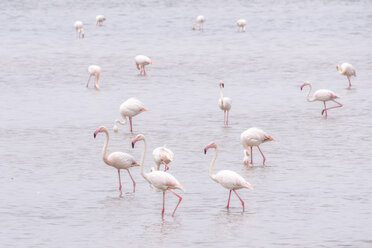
[86,75,92,87]
[223,110,226,126]
[250,146,253,165]
[233,189,245,211]
[324,100,343,112]
[168,188,182,217]
[162,191,165,216]
[226,111,229,126]
[257,146,266,165]
[347,76,351,88]
[117,170,122,191]
[226,190,232,208]
[143,66,146,76]
[126,169,136,193]
[162,161,169,171]
[322,101,328,118]
[129,117,133,133]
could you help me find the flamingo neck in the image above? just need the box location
[219,88,224,101]
[305,84,316,102]
[102,129,110,165]
[140,139,149,181]
[209,147,218,180]
[115,119,126,126]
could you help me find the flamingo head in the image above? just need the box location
[219,81,224,88]
[336,64,340,72]
[300,81,310,90]
[131,134,145,148]
[204,142,217,154]
[93,126,105,138]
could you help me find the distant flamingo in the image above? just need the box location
[240,127,274,166]
[300,81,343,118]
[192,15,205,31]
[113,98,147,133]
[132,134,184,217]
[218,81,232,127]
[86,65,101,89]
[96,15,106,26]
[204,142,253,211]
[93,126,139,192]
[236,19,246,32]
[74,21,84,39]
[135,55,153,76]
[153,145,174,171]
[336,63,356,88]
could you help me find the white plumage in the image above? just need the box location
[74,21,84,39]
[236,19,246,32]
[153,145,174,171]
[336,63,356,88]
[218,81,232,127]
[134,55,153,76]
[96,15,106,26]
[114,98,147,133]
[192,15,205,30]
[86,65,101,89]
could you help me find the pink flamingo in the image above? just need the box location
[336,63,356,88]
[132,134,184,217]
[74,21,84,39]
[236,19,246,32]
[152,145,174,171]
[113,98,147,133]
[192,15,205,31]
[240,127,274,166]
[300,81,343,118]
[218,81,232,127]
[135,55,153,76]
[93,126,139,192]
[204,142,253,211]
[86,65,101,89]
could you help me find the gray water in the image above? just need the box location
[1,0,372,247]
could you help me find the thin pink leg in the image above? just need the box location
[162,191,165,216]
[129,117,133,133]
[257,146,266,165]
[233,189,245,211]
[348,76,351,88]
[126,169,136,193]
[250,146,253,164]
[322,100,343,115]
[168,189,182,217]
[143,66,146,76]
[322,101,328,118]
[226,190,232,208]
[226,111,229,126]
[117,170,122,191]
[86,75,92,87]
[223,110,226,126]
[162,161,169,171]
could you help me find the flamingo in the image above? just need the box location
[86,65,101,89]
[152,145,174,171]
[96,15,106,26]
[134,55,153,76]
[74,21,84,39]
[336,63,356,88]
[218,81,232,127]
[240,127,274,166]
[300,81,343,118]
[132,134,184,217]
[93,126,139,192]
[236,19,246,32]
[113,98,147,133]
[192,15,205,31]
[204,142,253,211]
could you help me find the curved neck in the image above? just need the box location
[219,87,224,100]
[140,139,149,181]
[305,84,315,102]
[209,147,218,180]
[115,119,126,125]
[102,129,110,164]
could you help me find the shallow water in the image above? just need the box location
[1,0,372,247]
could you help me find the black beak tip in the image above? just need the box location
[131,142,134,149]
[94,134,96,138]
[222,84,224,88]
[204,149,207,154]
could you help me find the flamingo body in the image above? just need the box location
[96,15,106,26]
[114,98,147,133]
[135,55,152,76]
[153,146,174,171]
[86,65,101,89]
[218,81,232,126]
[236,19,246,32]
[336,63,356,88]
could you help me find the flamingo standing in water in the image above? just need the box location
[300,81,343,118]
[96,15,106,26]
[93,126,139,192]
[86,65,101,89]
[135,55,153,76]
[236,19,246,32]
[336,63,356,88]
[192,15,205,31]
[132,134,184,217]
[240,127,274,166]
[152,145,174,171]
[74,21,84,39]
[218,81,232,127]
[113,98,147,133]
[204,142,253,211]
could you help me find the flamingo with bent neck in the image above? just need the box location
[113,98,147,133]
[300,81,343,118]
[152,145,174,171]
[204,142,253,211]
[94,126,139,192]
[132,134,184,217]
[336,63,356,88]
[218,81,232,127]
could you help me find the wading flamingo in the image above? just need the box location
[192,15,205,31]
[218,81,232,127]
[86,65,101,89]
[236,19,246,32]
[93,126,139,192]
[153,145,174,171]
[135,55,153,76]
[132,134,184,217]
[96,15,106,26]
[113,98,147,133]
[74,21,84,39]
[204,142,253,211]
[240,127,274,166]
[300,81,343,118]
[336,63,356,88]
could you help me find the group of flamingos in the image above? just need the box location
[82,15,357,217]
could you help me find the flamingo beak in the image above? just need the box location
[300,84,304,90]
[94,133,96,138]
[222,83,224,88]
[93,128,100,138]
[132,142,135,148]
[150,61,153,65]
[204,148,207,154]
